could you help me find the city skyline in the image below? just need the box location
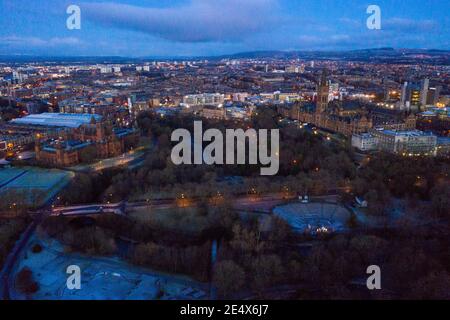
[1,0,449,57]
[1,0,450,305]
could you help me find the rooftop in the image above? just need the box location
[10,113,103,129]
[380,129,435,137]
[354,132,375,138]
[42,139,93,152]
[437,137,450,145]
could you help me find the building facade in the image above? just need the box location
[351,133,378,152]
[281,70,373,137]
[371,129,437,156]
[279,70,418,137]
[34,114,138,167]
[183,93,225,107]
[352,129,438,156]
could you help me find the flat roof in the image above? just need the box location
[43,140,93,152]
[381,129,435,137]
[10,113,102,129]
[437,137,450,145]
[354,132,375,138]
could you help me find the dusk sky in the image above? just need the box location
[1,0,449,57]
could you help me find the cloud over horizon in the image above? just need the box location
[1,36,83,48]
[82,0,281,43]
[0,0,448,56]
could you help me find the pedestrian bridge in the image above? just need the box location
[50,201,127,217]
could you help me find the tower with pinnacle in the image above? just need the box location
[316,69,329,114]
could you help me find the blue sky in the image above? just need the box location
[0,0,449,57]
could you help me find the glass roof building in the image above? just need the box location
[10,113,103,128]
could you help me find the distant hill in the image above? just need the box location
[1,48,449,64]
[212,48,449,59]
[207,48,450,65]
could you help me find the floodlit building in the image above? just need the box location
[7,113,138,166]
[283,70,373,137]
[200,105,227,120]
[1,113,99,150]
[400,79,431,109]
[34,115,138,166]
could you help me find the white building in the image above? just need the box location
[372,129,437,156]
[231,92,249,102]
[351,133,378,152]
[286,65,304,73]
[183,93,225,107]
[100,66,112,74]
[352,129,438,156]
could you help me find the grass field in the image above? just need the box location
[0,168,26,187]
[0,167,74,207]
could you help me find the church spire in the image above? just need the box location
[316,69,329,114]
[320,68,328,86]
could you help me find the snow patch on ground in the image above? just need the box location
[11,235,209,300]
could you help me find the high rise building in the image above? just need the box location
[400,81,421,109]
[420,78,429,106]
[400,82,408,108]
[426,86,442,105]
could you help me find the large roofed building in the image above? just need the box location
[0,112,138,166]
[33,113,138,167]
[371,129,437,156]
[352,129,439,156]
[1,113,105,152]
[279,69,373,137]
[279,69,416,137]
[10,113,103,128]
[416,107,450,136]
